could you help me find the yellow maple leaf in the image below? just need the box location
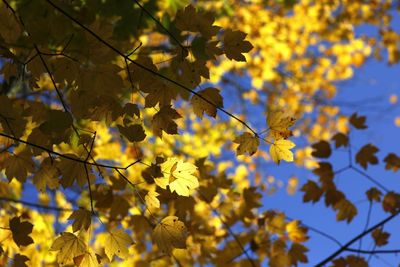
[73,249,99,267]
[286,220,308,243]
[153,216,187,254]
[67,208,92,232]
[156,158,199,197]
[267,110,296,140]
[270,139,295,164]
[50,232,86,265]
[104,229,135,261]
[145,190,160,210]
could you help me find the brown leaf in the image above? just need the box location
[383,153,400,172]
[191,87,223,118]
[311,140,331,158]
[356,144,379,169]
[12,254,29,267]
[152,105,181,138]
[334,198,357,223]
[331,133,349,148]
[57,155,91,188]
[9,216,34,247]
[233,132,259,156]
[349,113,367,129]
[332,255,368,267]
[371,228,390,247]
[325,189,345,208]
[68,208,92,232]
[289,243,308,265]
[313,162,334,186]
[365,187,382,202]
[4,148,34,183]
[223,29,253,61]
[301,180,323,203]
[118,124,146,142]
[382,191,400,213]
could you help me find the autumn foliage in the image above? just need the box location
[1,0,400,266]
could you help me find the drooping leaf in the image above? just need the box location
[349,113,367,129]
[331,132,349,148]
[153,216,187,254]
[383,153,400,172]
[289,243,308,265]
[104,229,134,260]
[301,180,323,203]
[233,132,259,156]
[223,29,253,61]
[50,232,86,265]
[32,158,60,191]
[270,139,295,164]
[57,155,91,188]
[152,105,182,138]
[73,250,100,267]
[371,228,390,247]
[366,187,382,202]
[333,198,357,223]
[286,220,308,243]
[382,191,400,213]
[356,144,379,169]
[191,87,223,118]
[4,148,34,183]
[68,208,92,232]
[145,190,160,210]
[267,110,296,140]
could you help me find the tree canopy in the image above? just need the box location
[1,0,400,266]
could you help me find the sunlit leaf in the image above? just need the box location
[270,139,295,164]
[153,216,187,254]
[104,229,134,260]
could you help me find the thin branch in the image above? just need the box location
[315,211,400,267]
[346,248,400,254]
[285,215,343,247]
[0,196,73,212]
[357,200,373,256]
[84,163,94,214]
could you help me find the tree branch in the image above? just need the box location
[315,211,400,267]
[345,248,400,254]
[0,196,73,212]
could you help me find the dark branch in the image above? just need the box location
[0,196,73,212]
[315,211,400,267]
[346,248,400,254]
